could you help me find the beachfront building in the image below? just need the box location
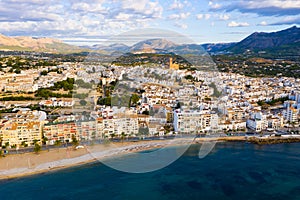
[283,106,298,123]
[113,113,139,136]
[0,110,46,148]
[96,109,139,138]
[267,115,284,130]
[43,122,78,145]
[219,120,247,131]
[78,121,97,141]
[246,112,267,132]
[173,109,219,134]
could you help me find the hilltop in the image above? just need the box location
[228,26,300,57]
[0,34,85,53]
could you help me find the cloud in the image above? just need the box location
[258,21,268,26]
[222,31,250,34]
[211,0,300,16]
[121,0,163,18]
[219,14,230,21]
[269,15,300,25]
[174,22,187,29]
[228,21,250,27]
[208,1,221,9]
[169,0,184,10]
[196,14,211,20]
[0,0,164,38]
[168,12,190,20]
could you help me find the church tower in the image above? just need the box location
[169,57,179,70]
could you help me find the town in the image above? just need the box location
[0,51,300,153]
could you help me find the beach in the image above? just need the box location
[0,137,206,180]
[2,135,300,180]
[0,136,253,180]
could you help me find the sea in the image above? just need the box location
[1,142,300,200]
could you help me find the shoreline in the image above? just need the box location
[0,138,196,180]
[1,135,299,180]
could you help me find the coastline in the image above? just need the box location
[0,138,198,180]
[3,135,298,180]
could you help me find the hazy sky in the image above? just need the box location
[0,0,299,45]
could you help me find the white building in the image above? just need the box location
[283,106,298,123]
[173,110,218,133]
[246,112,267,132]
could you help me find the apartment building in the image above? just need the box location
[173,109,219,133]
[0,110,45,148]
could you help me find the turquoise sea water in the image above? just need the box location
[1,142,300,200]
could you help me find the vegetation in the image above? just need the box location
[50,78,74,91]
[209,83,222,97]
[75,79,93,89]
[214,55,300,78]
[79,99,87,106]
[97,96,112,106]
[71,135,79,147]
[120,132,127,142]
[42,136,48,145]
[54,140,62,147]
[257,96,289,109]
[35,88,72,98]
[130,93,140,106]
[21,141,28,148]
[0,56,59,70]
[0,96,35,101]
[34,143,41,153]
[112,53,192,68]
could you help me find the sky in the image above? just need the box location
[0,0,300,45]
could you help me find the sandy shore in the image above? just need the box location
[0,136,246,180]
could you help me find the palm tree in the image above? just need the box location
[21,141,28,148]
[120,132,126,143]
[33,139,39,145]
[42,136,48,145]
[110,133,116,140]
[71,135,79,147]
[34,143,41,154]
[4,142,9,149]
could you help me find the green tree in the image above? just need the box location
[21,141,28,148]
[79,99,87,106]
[54,140,62,147]
[120,132,127,143]
[33,139,39,145]
[142,110,149,115]
[130,93,140,105]
[110,133,116,140]
[4,142,9,149]
[34,143,41,154]
[40,70,48,76]
[42,136,48,145]
[71,135,79,147]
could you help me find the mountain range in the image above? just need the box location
[228,26,300,54]
[0,26,299,56]
[88,26,300,57]
[0,34,84,53]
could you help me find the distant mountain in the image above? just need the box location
[201,43,236,53]
[228,26,300,54]
[0,34,85,53]
[130,38,176,52]
[89,43,129,52]
[89,39,209,55]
